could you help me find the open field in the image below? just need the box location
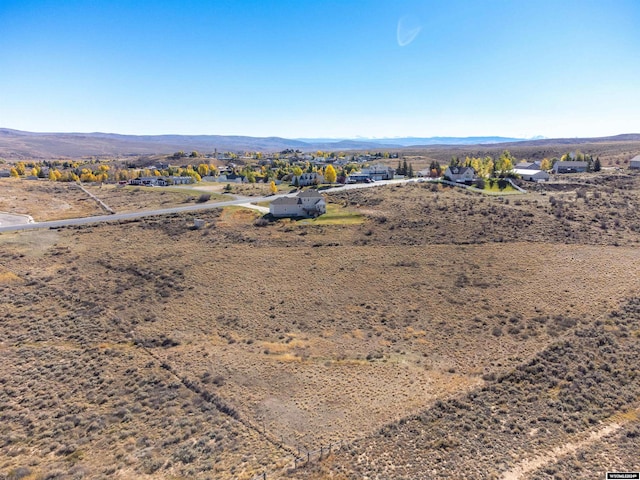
[82,184,226,214]
[0,179,102,221]
[1,173,640,478]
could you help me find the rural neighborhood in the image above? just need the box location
[2,1,640,478]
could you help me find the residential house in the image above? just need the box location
[444,166,475,183]
[168,176,194,185]
[292,172,324,186]
[129,176,193,186]
[269,190,326,218]
[346,172,371,183]
[629,155,640,169]
[515,161,542,170]
[130,176,164,186]
[361,164,395,181]
[552,161,588,173]
[216,173,246,183]
[513,168,550,182]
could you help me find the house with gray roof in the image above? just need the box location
[292,172,324,186]
[552,161,588,173]
[269,190,326,218]
[444,166,475,183]
[629,155,640,169]
[361,164,395,180]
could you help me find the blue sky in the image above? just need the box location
[1,0,639,139]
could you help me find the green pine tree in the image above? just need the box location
[594,157,601,172]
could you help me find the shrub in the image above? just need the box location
[7,467,31,480]
[196,194,211,203]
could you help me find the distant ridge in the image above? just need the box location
[0,128,639,159]
[297,136,528,146]
[0,128,400,159]
[496,133,640,147]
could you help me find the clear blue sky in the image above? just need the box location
[1,0,639,139]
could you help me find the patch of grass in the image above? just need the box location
[473,179,521,194]
[299,204,365,225]
[217,206,261,225]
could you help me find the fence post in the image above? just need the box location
[262,473,266,480]
[307,451,310,463]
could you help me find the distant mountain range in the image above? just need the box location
[296,136,538,146]
[0,128,639,159]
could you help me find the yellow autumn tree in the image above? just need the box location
[324,164,337,184]
[9,167,19,177]
[269,181,278,194]
[197,163,209,177]
[540,158,551,171]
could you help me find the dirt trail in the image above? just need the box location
[501,423,622,480]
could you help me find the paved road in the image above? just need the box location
[0,179,415,234]
[0,212,35,228]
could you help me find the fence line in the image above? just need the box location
[75,182,115,214]
[249,438,351,480]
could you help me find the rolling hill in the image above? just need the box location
[1,128,639,160]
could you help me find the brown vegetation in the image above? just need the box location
[0,179,102,221]
[82,184,224,213]
[2,172,640,478]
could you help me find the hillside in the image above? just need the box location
[1,176,640,478]
[1,128,639,161]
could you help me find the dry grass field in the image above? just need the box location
[82,184,226,213]
[1,173,640,479]
[0,179,102,221]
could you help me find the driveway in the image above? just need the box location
[0,212,34,227]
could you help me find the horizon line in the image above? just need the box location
[3,127,640,142]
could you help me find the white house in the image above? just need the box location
[513,168,550,182]
[270,190,326,218]
[361,164,395,181]
[629,155,640,169]
[444,166,475,183]
[292,172,324,186]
